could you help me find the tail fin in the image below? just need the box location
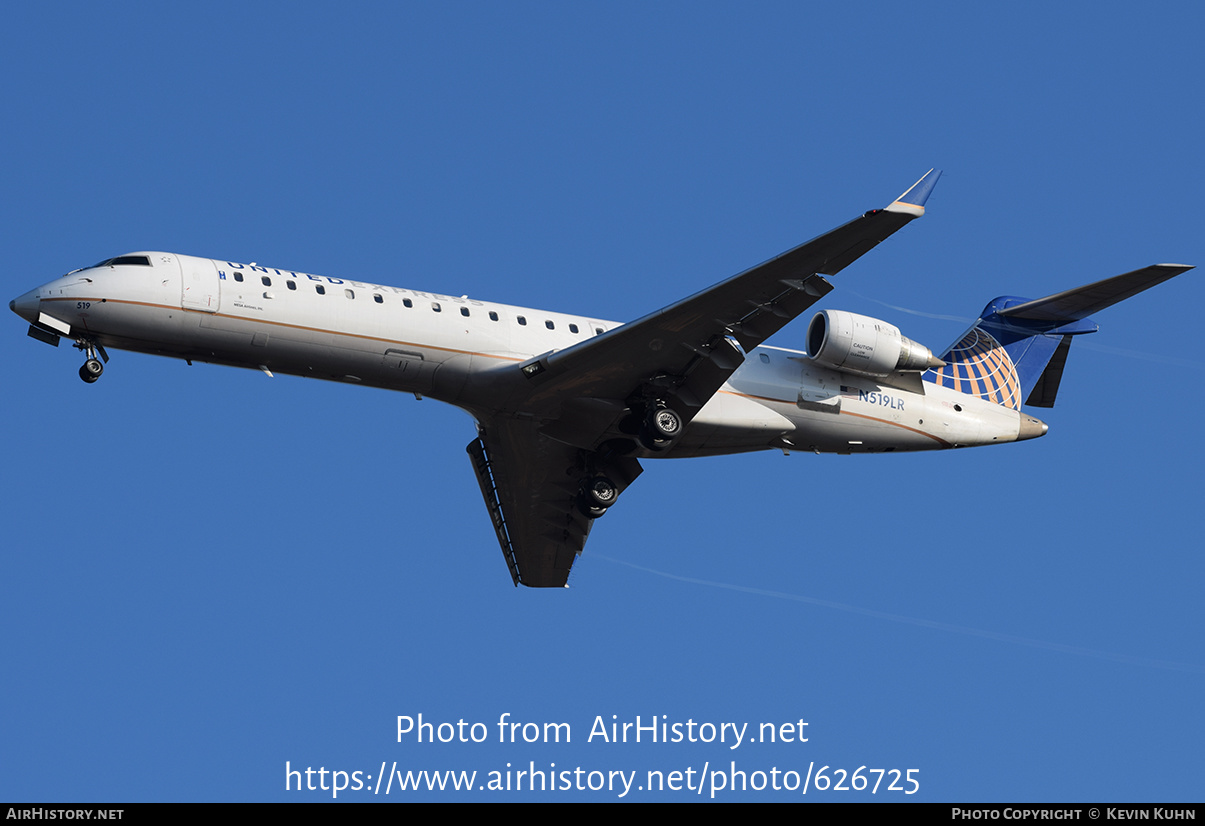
[924,264,1192,409]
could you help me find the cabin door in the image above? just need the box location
[181,257,221,312]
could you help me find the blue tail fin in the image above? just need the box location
[924,264,1192,409]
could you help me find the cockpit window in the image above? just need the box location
[93,255,151,268]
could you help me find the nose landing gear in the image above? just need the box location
[74,339,109,384]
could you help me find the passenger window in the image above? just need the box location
[345,289,355,299]
[287,280,296,291]
[261,276,271,286]
[460,307,470,317]
[316,285,326,295]
[373,294,383,304]
[517,316,527,326]
[403,298,413,308]
[594,327,604,335]
[233,272,244,283]
[569,323,579,333]
[489,311,499,321]
[759,353,770,363]
[545,320,554,330]
[432,302,441,312]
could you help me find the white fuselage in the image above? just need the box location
[13,252,1032,456]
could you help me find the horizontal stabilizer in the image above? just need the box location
[999,264,1193,322]
[929,262,1192,410]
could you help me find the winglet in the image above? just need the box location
[885,168,942,217]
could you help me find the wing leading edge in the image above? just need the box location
[474,170,940,586]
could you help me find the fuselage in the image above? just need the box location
[11,251,1040,457]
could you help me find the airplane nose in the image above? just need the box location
[10,289,40,323]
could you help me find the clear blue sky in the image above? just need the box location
[3,1,1202,802]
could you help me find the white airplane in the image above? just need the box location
[10,170,1193,587]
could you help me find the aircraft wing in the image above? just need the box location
[467,420,642,587]
[516,169,941,420]
[471,171,939,586]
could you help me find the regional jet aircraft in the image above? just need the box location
[10,170,1192,586]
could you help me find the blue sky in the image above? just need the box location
[2,2,1202,802]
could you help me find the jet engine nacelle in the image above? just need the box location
[806,309,943,377]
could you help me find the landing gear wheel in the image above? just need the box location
[640,405,682,451]
[579,502,608,519]
[79,358,103,383]
[584,475,618,509]
[74,339,107,384]
[649,407,682,440]
[578,475,617,519]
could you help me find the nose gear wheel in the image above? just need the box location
[73,339,108,384]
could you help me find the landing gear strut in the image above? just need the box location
[74,339,108,384]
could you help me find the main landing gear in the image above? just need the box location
[639,402,683,452]
[579,475,619,519]
[74,339,108,384]
[573,448,643,520]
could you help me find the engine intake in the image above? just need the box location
[806,310,943,377]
